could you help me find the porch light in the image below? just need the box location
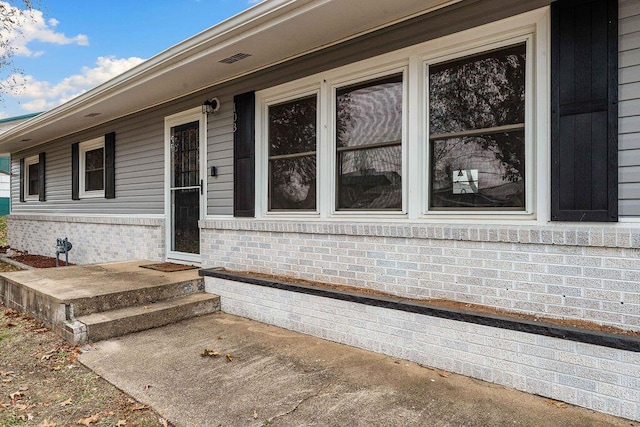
[202,98,220,115]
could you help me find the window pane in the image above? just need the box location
[430,131,525,209]
[337,75,403,148]
[269,96,316,156]
[85,148,104,172]
[28,163,39,196]
[269,156,316,210]
[268,95,317,211]
[338,145,402,209]
[429,44,526,210]
[85,170,104,192]
[429,44,526,135]
[336,74,403,210]
[171,121,199,188]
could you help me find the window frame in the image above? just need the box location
[253,8,548,222]
[78,136,105,199]
[258,85,321,217]
[423,35,535,215]
[331,70,407,214]
[23,155,39,201]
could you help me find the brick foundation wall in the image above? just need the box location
[201,220,640,334]
[7,215,165,264]
[205,276,640,422]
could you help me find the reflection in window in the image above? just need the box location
[336,74,403,210]
[84,147,104,192]
[429,44,526,209]
[268,95,317,211]
[27,162,39,196]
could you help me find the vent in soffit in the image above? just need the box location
[219,53,252,64]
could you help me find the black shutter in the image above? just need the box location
[233,91,255,217]
[551,0,618,222]
[38,152,46,202]
[105,132,116,199]
[71,142,79,200]
[19,158,25,203]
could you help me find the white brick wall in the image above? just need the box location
[7,215,164,264]
[205,277,640,422]
[201,220,640,333]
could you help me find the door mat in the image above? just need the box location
[140,262,199,272]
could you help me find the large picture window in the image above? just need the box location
[336,74,403,210]
[428,44,526,210]
[268,95,317,211]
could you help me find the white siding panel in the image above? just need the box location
[620,0,640,19]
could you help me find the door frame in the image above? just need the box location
[164,107,207,264]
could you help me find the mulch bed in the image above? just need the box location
[140,262,198,272]
[10,254,74,268]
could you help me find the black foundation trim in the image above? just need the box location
[200,268,640,353]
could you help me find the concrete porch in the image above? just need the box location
[0,260,220,344]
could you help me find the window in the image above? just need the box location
[268,95,317,211]
[428,44,527,210]
[336,74,403,210]
[79,137,105,197]
[24,155,39,199]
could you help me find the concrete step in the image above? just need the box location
[71,278,204,317]
[71,293,220,344]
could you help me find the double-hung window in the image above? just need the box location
[79,137,105,198]
[336,74,403,210]
[267,94,317,211]
[24,155,39,200]
[428,43,527,211]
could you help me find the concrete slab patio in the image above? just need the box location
[79,312,635,427]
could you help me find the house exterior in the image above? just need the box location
[0,0,638,420]
[0,114,40,215]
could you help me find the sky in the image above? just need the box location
[0,0,260,119]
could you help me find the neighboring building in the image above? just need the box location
[0,0,638,420]
[0,114,41,215]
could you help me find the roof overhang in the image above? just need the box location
[0,0,461,153]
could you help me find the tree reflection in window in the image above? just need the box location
[336,74,403,210]
[268,95,317,210]
[429,44,526,209]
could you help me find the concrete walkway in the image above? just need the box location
[79,312,634,427]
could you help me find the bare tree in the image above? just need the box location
[0,0,37,103]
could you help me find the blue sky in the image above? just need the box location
[1,0,259,119]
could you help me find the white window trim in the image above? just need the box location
[23,155,39,201]
[257,85,321,217]
[254,7,549,223]
[78,136,105,199]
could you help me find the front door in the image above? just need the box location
[165,108,205,262]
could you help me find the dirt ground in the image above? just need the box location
[0,302,171,427]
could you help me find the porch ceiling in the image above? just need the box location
[0,0,460,153]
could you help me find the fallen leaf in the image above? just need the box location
[0,370,15,376]
[15,403,28,411]
[253,410,258,419]
[130,403,148,411]
[27,414,34,420]
[226,353,233,362]
[438,371,450,378]
[159,418,169,427]
[201,349,221,357]
[217,336,223,340]
[59,398,73,407]
[39,421,56,427]
[5,322,16,327]
[33,327,49,333]
[144,384,152,390]
[18,386,29,392]
[77,413,100,425]
[117,421,126,427]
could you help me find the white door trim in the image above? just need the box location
[164,106,206,264]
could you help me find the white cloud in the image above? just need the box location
[5,56,146,112]
[0,1,89,58]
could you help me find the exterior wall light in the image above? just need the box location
[202,98,220,115]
